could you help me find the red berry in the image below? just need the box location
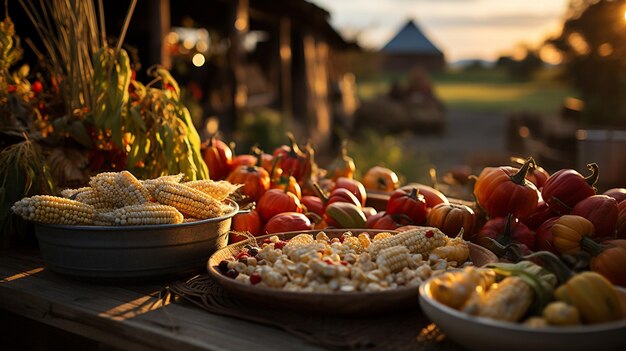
[425,230,434,238]
[7,85,16,93]
[340,261,348,266]
[324,259,334,265]
[274,240,287,250]
[262,238,271,245]
[235,250,250,260]
[250,272,262,285]
[32,81,43,94]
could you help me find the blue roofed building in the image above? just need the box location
[380,19,445,72]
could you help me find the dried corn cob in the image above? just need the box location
[60,187,91,198]
[88,172,123,208]
[432,242,470,263]
[74,188,111,209]
[429,267,496,309]
[185,180,242,201]
[376,246,410,273]
[12,195,95,225]
[368,227,446,258]
[477,276,533,322]
[142,174,184,197]
[95,203,184,226]
[153,182,230,219]
[116,171,150,205]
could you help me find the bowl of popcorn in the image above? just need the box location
[207,228,496,315]
[12,171,241,282]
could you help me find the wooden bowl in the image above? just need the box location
[208,229,496,315]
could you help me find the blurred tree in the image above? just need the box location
[548,0,626,127]
[495,51,544,80]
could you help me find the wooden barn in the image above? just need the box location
[380,19,445,72]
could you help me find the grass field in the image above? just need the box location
[357,67,576,115]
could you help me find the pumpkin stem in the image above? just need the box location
[509,157,535,185]
[270,154,282,179]
[312,183,329,203]
[286,132,302,157]
[499,213,515,246]
[476,237,507,257]
[408,187,419,201]
[584,163,599,188]
[521,251,574,285]
[305,212,323,224]
[455,227,465,239]
[580,236,604,257]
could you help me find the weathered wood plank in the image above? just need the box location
[0,251,325,351]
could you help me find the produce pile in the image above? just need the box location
[12,171,238,226]
[217,228,472,292]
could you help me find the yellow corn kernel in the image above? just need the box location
[376,246,410,273]
[184,180,242,201]
[60,187,91,198]
[74,188,111,209]
[153,182,231,219]
[141,174,184,197]
[95,203,184,226]
[12,195,95,225]
[477,277,533,322]
[372,232,393,241]
[368,227,447,258]
[358,233,372,249]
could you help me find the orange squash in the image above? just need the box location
[226,165,270,203]
[427,203,476,239]
[551,215,595,254]
[584,239,626,287]
[362,166,399,192]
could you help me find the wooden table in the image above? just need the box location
[0,251,327,351]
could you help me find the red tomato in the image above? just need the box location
[264,212,312,234]
[257,188,301,222]
[535,216,559,254]
[326,187,361,207]
[572,195,618,238]
[202,136,232,180]
[31,80,43,94]
[541,163,598,215]
[230,210,263,243]
[473,159,539,219]
[475,215,536,251]
[603,188,626,203]
[386,187,428,225]
[332,177,367,207]
[400,183,449,208]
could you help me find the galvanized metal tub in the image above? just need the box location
[34,199,238,282]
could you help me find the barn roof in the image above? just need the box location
[381,19,442,55]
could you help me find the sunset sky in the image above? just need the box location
[310,0,570,63]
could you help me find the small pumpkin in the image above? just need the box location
[230,209,263,243]
[362,166,399,192]
[541,163,598,215]
[326,141,356,181]
[226,165,270,203]
[554,271,622,324]
[582,239,626,287]
[426,203,476,239]
[201,135,232,180]
[551,215,595,254]
[332,177,367,207]
[603,188,626,203]
[386,187,428,225]
[257,188,301,222]
[473,157,539,219]
[400,183,449,208]
[264,212,312,234]
[571,195,618,238]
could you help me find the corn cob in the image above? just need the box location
[116,171,150,205]
[142,174,184,197]
[153,182,230,219]
[429,267,496,309]
[74,188,111,209]
[368,227,447,258]
[95,203,184,226]
[376,246,410,273]
[476,276,533,322]
[88,172,123,208]
[11,195,95,225]
[60,187,91,198]
[184,180,242,201]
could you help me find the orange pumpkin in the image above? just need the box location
[583,239,626,287]
[551,215,595,254]
[226,165,270,203]
[427,203,476,239]
[326,141,356,181]
[201,136,232,180]
[362,166,399,192]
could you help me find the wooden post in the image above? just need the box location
[227,0,249,132]
[279,17,293,128]
[148,0,171,69]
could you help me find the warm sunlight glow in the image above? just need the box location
[2,267,45,282]
[568,32,590,55]
[623,9,626,21]
[598,43,614,57]
[539,45,563,65]
[192,53,206,67]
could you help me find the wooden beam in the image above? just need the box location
[148,0,171,69]
[279,17,293,126]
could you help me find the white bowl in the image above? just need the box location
[419,279,626,351]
